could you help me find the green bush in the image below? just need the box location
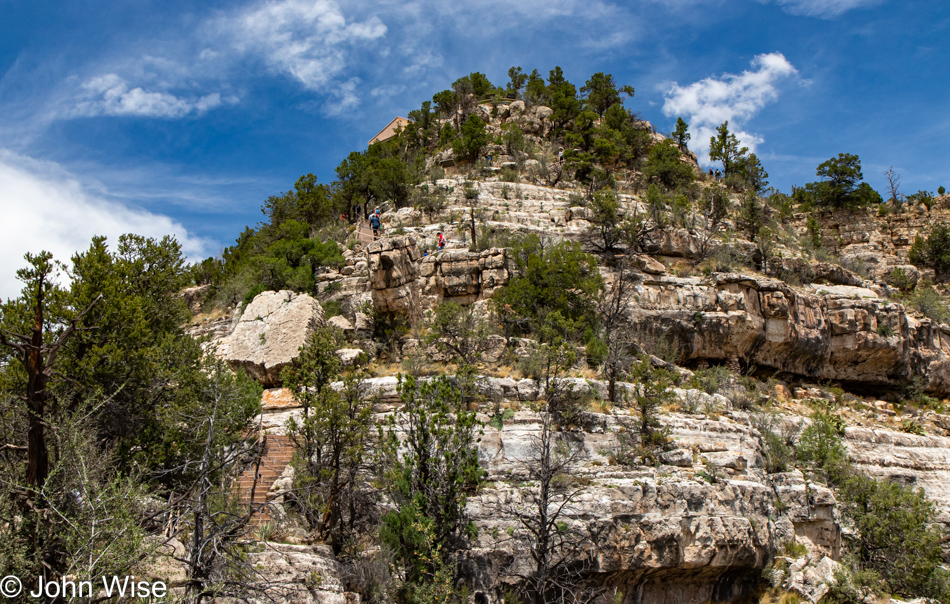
[500,167,520,182]
[690,365,733,395]
[793,153,882,209]
[379,376,483,584]
[753,413,797,473]
[453,115,489,161]
[642,140,695,190]
[887,267,914,291]
[797,408,848,483]
[492,235,603,341]
[905,287,950,324]
[909,222,950,282]
[907,190,935,212]
[837,474,950,600]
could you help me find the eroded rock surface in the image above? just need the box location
[219,290,325,386]
[630,272,950,395]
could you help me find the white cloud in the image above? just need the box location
[72,74,237,119]
[229,0,386,91]
[0,150,211,300]
[662,52,798,164]
[766,0,882,18]
[323,79,361,116]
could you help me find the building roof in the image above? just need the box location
[368,116,411,146]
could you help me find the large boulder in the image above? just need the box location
[220,290,325,386]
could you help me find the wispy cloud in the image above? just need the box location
[227,0,387,90]
[662,52,798,164]
[764,0,883,18]
[71,74,236,119]
[322,78,362,116]
[0,150,211,299]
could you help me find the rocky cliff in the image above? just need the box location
[186,119,950,603]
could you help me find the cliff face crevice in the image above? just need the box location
[628,273,950,395]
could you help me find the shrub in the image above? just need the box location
[379,376,483,584]
[690,365,733,395]
[453,115,488,161]
[887,267,914,291]
[752,413,797,473]
[906,190,935,212]
[793,153,882,209]
[629,356,675,449]
[492,235,603,341]
[797,408,848,483]
[837,474,950,600]
[641,140,694,190]
[909,222,950,282]
[500,167,520,182]
[905,287,950,324]
[805,215,822,250]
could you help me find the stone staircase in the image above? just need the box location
[236,433,295,527]
[355,218,376,244]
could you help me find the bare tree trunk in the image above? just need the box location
[469,204,478,251]
[26,284,49,488]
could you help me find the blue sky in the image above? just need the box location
[1,0,948,297]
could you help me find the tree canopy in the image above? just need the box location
[794,153,883,209]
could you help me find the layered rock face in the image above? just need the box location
[218,290,325,386]
[419,247,509,305]
[363,235,510,316]
[629,272,950,395]
[367,236,422,316]
[806,201,950,281]
[243,371,950,604]
[460,409,837,604]
[846,426,950,511]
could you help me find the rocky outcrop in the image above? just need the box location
[241,543,359,603]
[363,236,510,316]
[245,371,950,603]
[420,247,510,305]
[629,272,950,396]
[218,290,325,386]
[784,556,841,602]
[367,236,422,317]
[846,426,950,510]
[461,410,833,604]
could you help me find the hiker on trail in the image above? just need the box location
[486,154,492,166]
[437,232,445,252]
[714,168,722,180]
[558,147,564,164]
[370,212,381,239]
[707,169,714,179]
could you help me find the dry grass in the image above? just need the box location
[580,366,601,379]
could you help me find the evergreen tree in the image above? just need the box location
[909,222,950,282]
[795,153,883,209]
[672,117,690,150]
[379,376,483,584]
[709,121,747,176]
[507,66,527,98]
[453,114,489,161]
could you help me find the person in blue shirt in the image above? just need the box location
[370,211,381,239]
